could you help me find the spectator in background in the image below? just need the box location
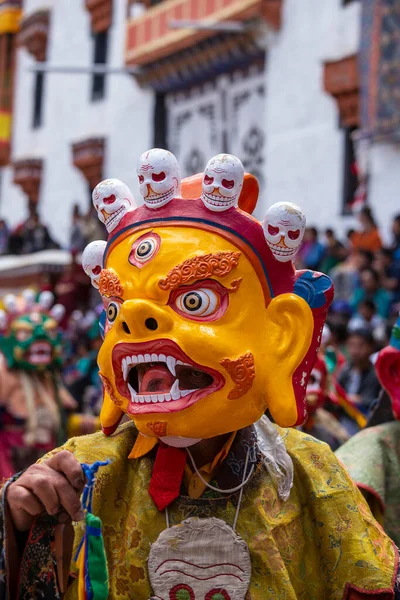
[351,206,382,253]
[321,228,346,273]
[348,299,385,340]
[337,329,381,417]
[345,228,355,249]
[350,267,391,319]
[328,322,349,359]
[55,263,78,326]
[373,247,400,309]
[21,212,59,253]
[391,213,400,261]
[81,206,107,244]
[0,219,9,255]
[298,226,325,270]
[69,204,86,254]
[330,249,373,303]
[7,223,24,255]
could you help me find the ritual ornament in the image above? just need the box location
[263,202,306,262]
[137,148,181,209]
[92,179,136,233]
[201,153,244,212]
[148,518,251,600]
[0,291,63,371]
[82,240,107,289]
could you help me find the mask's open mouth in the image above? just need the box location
[26,341,52,366]
[112,340,225,414]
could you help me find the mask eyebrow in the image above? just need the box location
[158,251,241,292]
[99,269,124,299]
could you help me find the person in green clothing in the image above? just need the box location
[350,267,392,319]
[336,314,400,546]
[321,228,347,274]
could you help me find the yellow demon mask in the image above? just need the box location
[83,150,333,448]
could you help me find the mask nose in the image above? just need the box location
[119,300,173,338]
[146,183,155,197]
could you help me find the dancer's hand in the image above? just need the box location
[6,450,85,532]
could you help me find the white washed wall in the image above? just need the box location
[167,67,266,207]
[368,143,400,245]
[262,0,362,235]
[0,0,151,247]
[1,0,398,245]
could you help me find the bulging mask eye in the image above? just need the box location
[107,302,120,323]
[129,233,161,268]
[176,288,219,318]
[138,175,144,184]
[136,239,156,261]
[204,174,214,185]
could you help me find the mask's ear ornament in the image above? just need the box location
[137,148,181,209]
[201,154,245,212]
[376,314,400,420]
[92,179,136,233]
[263,202,306,263]
[82,240,107,289]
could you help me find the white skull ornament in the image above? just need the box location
[92,179,136,233]
[137,148,181,209]
[50,304,66,323]
[148,518,251,600]
[82,240,107,289]
[263,202,306,262]
[38,291,54,311]
[201,154,244,212]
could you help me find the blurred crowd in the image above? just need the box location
[0,203,106,256]
[62,308,103,417]
[297,207,400,331]
[296,206,400,446]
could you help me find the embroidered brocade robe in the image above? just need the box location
[0,422,398,599]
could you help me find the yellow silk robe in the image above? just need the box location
[57,422,397,599]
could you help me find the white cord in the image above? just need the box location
[233,448,250,532]
[165,447,254,530]
[185,446,254,495]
